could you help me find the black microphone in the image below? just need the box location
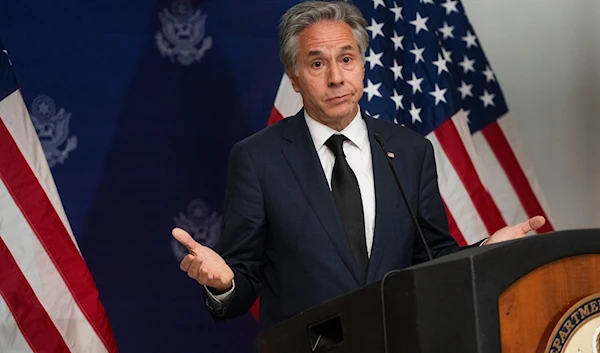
[373,133,433,261]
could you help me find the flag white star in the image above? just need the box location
[410,13,429,34]
[458,55,476,73]
[365,49,384,69]
[367,18,385,39]
[482,66,496,82]
[372,0,386,9]
[390,30,404,51]
[429,84,448,105]
[464,109,471,123]
[462,31,478,49]
[432,54,449,75]
[438,21,455,39]
[442,47,453,63]
[389,2,403,21]
[409,43,425,64]
[409,103,422,123]
[457,81,474,99]
[479,89,496,107]
[390,89,404,110]
[389,59,403,80]
[420,0,435,4]
[364,79,383,101]
[365,110,380,119]
[407,73,424,94]
[441,0,459,15]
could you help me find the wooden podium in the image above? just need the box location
[257,229,600,353]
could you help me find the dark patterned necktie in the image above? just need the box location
[325,134,368,284]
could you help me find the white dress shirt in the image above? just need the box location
[206,108,376,305]
[304,109,376,256]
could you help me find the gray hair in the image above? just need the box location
[278,1,369,72]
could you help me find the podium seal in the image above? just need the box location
[544,293,600,353]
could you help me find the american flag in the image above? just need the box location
[0,43,117,352]
[268,0,554,246]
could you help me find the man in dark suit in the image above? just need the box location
[172,0,545,331]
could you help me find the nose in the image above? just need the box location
[327,62,344,87]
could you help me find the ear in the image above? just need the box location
[285,65,301,93]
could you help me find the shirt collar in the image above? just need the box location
[304,107,368,152]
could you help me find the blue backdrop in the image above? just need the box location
[0,0,302,351]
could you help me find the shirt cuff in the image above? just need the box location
[479,238,490,246]
[204,280,235,308]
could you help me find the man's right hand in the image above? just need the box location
[172,227,234,293]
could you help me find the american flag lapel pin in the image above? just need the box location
[387,152,395,159]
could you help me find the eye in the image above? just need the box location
[342,57,351,63]
[312,61,323,68]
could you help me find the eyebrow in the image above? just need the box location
[307,50,324,58]
[306,45,357,58]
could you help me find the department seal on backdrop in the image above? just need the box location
[171,199,222,261]
[29,95,78,168]
[155,0,212,66]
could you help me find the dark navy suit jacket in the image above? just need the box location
[208,109,461,331]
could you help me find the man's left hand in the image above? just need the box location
[485,216,546,245]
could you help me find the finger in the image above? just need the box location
[180,254,194,272]
[195,266,211,285]
[205,273,220,285]
[201,267,212,280]
[530,216,546,231]
[172,227,199,254]
[187,258,203,281]
[520,216,546,234]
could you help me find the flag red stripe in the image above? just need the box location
[267,107,284,126]
[481,122,554,233]
[249,297,260,321]
[443,201,467,246]
[0,237,71,353]
[434,119,507,234]
[0,116,118,353]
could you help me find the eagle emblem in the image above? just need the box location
[155,0,212,66]
[30,95,77,167]
[171,199,222,261]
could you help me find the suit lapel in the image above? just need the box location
[281,110,360,284]
[363,113,399,284]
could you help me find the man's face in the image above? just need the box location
[288,20,365,124]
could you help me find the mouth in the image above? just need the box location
[327,93,351,102]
